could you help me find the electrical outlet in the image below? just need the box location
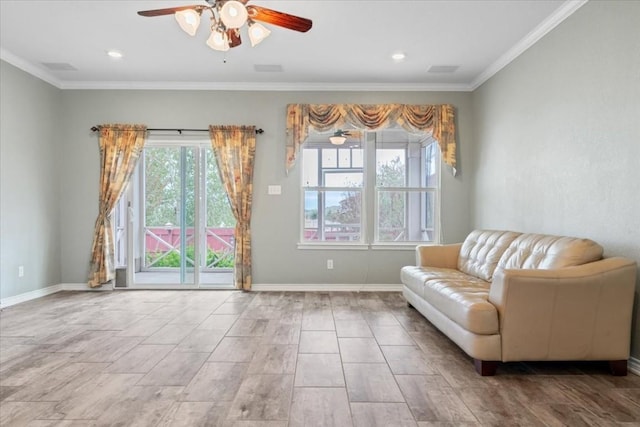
[327,259,334,270]
[18,266,24,277]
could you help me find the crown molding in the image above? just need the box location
[470,0,588,90]
[2,0,586,93]
[0,47,62,88]
[57,80,473,92]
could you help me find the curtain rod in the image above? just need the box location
[90,126,264,134]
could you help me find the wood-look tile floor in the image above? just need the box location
[2,290,640,426]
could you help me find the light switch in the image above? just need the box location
[268,185,282,195]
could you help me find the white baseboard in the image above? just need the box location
[629,357,640,376]
[251,283,402,292]
[60,283,113,292]
[0,283,112,309]
[0,284,63,309]
[0,282,399,309]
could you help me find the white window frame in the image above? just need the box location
[299,130,441,250]
[372,136,441,249]
[298,142,368,250]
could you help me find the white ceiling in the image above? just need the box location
[0,0,585,91]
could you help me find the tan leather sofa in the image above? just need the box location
[401,230,637,376]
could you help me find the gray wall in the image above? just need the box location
[0,61,62,299]
[471,1,640,355]
[56,90,473,285]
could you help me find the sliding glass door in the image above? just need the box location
[141,145,197,285]
[116,140,234,288]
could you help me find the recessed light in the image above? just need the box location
[107,50,123,59]
[391,52,406,62]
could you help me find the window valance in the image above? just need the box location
[285,103,456,175]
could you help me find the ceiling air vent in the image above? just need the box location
[427,65,459,74]
[41,62,78,71]
[254,64,283,72]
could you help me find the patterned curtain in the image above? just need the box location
[285,103,456,174]
[209,125,256,291]
[88,124,147,287]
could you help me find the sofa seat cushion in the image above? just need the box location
[401,266,498,335]
[401,265,443,298]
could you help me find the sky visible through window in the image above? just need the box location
[304,149,402,209]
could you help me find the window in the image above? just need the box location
[300,129,440,247]
[376,136,439,243]
[302,144,365,243]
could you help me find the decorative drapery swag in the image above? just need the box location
[209,125,256,291]
[88,124,147,288]
[285,103,456,174]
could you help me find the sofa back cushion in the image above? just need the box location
[495,233,603,275]
[457,230,522,281]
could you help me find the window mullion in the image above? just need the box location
[365,132,376,245]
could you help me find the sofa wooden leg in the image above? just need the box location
[474,359,498,376]
[609,360,628,376]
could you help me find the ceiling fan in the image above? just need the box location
[137,0,312,51]
[330,129,356,145]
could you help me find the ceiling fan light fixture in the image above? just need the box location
[248,21,271,47]
[206,29,230,51]
[175,9,201,36]
[329,136,347,145]
[219,1,248,29]
[138,2,312,51]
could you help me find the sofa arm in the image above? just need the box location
[415,243,462,269]
[488,257,637,362]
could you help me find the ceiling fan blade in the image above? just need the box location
[137,5,206,17]
[336,130,362,138]
[247,5,312,33]
[227,29,242,48]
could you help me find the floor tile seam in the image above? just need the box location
[342,362,389,365]
[385,368,441,423]
[330,321,353,412]
[369,319,418,347]
[348,398,408,404]
[297,351,339,355]
[237,373,295,377]
[292,384,348,389]
[448,385,509,424]
[289,386,355,425]
[133,350,207,388]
